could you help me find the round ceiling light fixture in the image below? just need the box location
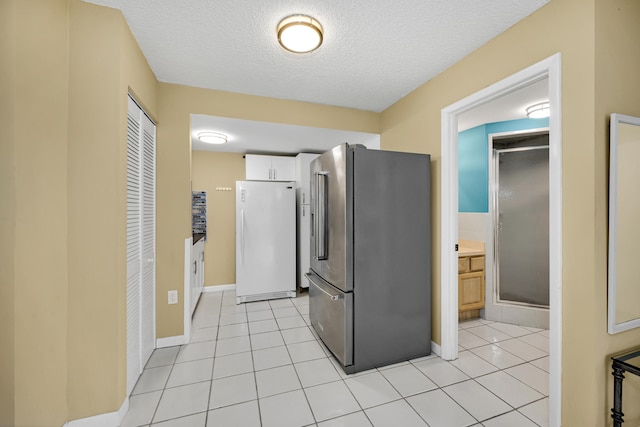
[526,102,550,119]
[198,132,227,145]
[277,15,323,53]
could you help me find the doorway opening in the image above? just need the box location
[440,53,562,426]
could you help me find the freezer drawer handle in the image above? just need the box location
[314,281,341,301]
[315,171,329,260]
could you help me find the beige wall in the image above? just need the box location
[156,82,380,338]
[381,0,640,425]
[595,0,640,425]
[0,2,17,425]
[3,0,158,424]
[191,152,246,286]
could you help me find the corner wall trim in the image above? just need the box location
[431,341,441,357]
[62,397,129,427]
[156,335,186,348]
[203,284,236,293]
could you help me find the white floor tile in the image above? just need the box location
[287,340,327,363]
[458,330,489,349]
[249,319,279,334]
[151,412,206,427]
[505,364,549,395]
[250,330,285,350]
[121,390,162,427]
[458,319,487,329]
[269,298,295,309]
[146,347,180,368]
[344,371,401,409]
[207,400,261,427]
[259,389,315,427]
[519,398,549,427]
[192,313,219,329]
[220,304,246,315]
[406,389,476,427]
[449,351,499,378]
[469,344,526,370]
[255,364,301,398]
[190,326,218,343]
[443,380,511,422]
[379,364,437,397]
[132,365,172,395]
[215,335,251,357]
[212,351,253,379]
[219,312,248,326]
[245,301,271,312]
[276,315,308,330]
[209,372,256,409]
[466,325,511,343]
[488,322,532,338]
[175,341,215,363]
[273,306,300,318]
[247,309,275,322]
[317,411,372,427]
[412,357,469,387]
[531,356,550,373]
[475,371,544,408]
[305,380,361,422]
[525,332,550,353]
[494,339,547,361]
[296,304,310,315]
[295,357,342,388]
[217,323,249,339]
[166,358,213,388]
[253,345,292,371]
[153,381,210,423]
[482,410,539,427]
[365,399,427,427]
[281,326,316,344]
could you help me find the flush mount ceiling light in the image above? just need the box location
[277,15,323,53]
[198,132,227,145]
[526,102,550,119]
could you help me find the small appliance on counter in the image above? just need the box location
[235,180,296,304]
[306,143,431,374]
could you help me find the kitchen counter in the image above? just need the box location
[193,233,206,244]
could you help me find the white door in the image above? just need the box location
[126,95,156,395]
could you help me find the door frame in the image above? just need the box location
[440,53,562,425]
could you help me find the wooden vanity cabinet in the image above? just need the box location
[458,255,485,320]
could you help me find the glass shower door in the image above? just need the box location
[495,146,549,307]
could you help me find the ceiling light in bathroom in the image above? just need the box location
[526,102,550,119]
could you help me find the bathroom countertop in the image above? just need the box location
[458,239,485,257]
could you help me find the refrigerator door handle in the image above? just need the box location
[241,209,245,266]
[315,171,329,260]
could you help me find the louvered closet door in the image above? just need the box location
[126,95,156,396]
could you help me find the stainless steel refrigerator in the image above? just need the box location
[236,181,296,304]
[306,144,431,374]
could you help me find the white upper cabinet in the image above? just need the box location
[295,153,320,205]
[246,154,295,181]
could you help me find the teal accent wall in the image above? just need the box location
[458,117,549,212]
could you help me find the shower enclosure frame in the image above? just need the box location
[491,138,550,312]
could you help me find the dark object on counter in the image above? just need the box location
[193,233,206,244]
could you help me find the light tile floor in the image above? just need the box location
[122,290,549,427]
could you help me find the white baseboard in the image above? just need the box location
[203,284,236,293]
[431,340,442,357]
[63,398,128,427]
[156,335,186,348]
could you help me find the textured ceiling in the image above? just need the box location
[83,0,548,113]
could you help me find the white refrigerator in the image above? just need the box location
[235,180,297,304]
